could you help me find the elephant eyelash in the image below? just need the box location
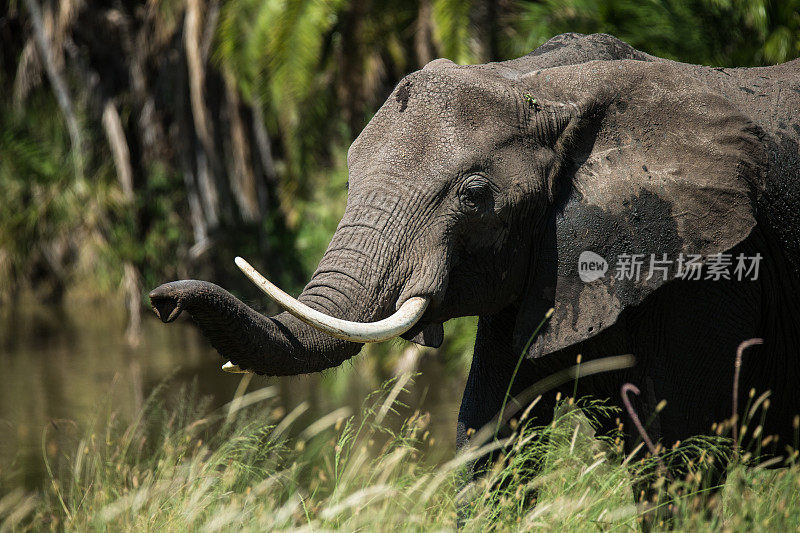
[459,174,497,213]
[460,174,497,196]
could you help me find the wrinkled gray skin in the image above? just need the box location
[152,33,800,490]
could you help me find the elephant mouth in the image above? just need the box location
[400,321,445,348]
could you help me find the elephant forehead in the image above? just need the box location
[348,69,519,178]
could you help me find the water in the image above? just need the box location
[0,298,468,490]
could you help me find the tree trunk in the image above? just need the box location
[184,0,220,231]
[102,100,142,346]
[223,73,260,222]
[102,101,134,199]
[23,0,84,181]
[250,98,278,214]
[415,0,437,66]
[338,1,367,138]
[471,0,501,62]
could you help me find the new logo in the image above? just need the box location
[578,251,608,282]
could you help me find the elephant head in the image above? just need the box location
[150,35,766,375]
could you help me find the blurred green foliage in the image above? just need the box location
[508,0,800,66]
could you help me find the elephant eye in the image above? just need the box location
[459,174,494,213]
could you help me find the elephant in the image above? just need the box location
[150,32,800,506]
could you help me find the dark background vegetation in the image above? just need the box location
[2,0,799,345]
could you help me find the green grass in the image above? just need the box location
[3,374,800,531]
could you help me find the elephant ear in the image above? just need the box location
[513,60,768,359]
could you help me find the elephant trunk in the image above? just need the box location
[149,279,364,375]
[149,198,429,375]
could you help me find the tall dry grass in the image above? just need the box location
[2,367,800,531]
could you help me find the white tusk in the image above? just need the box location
[222,361,250,373]
[235,257,429,343]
